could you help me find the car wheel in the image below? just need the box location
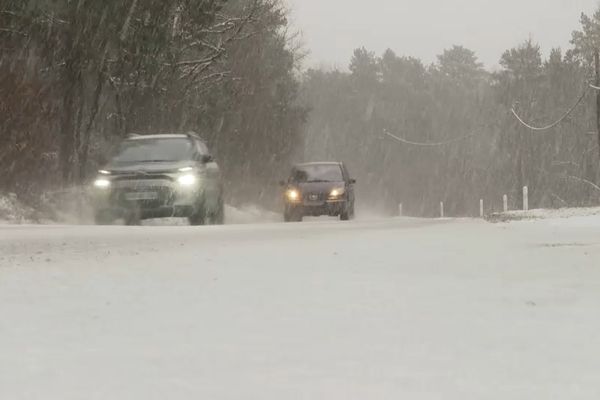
[341,202,355,221]
[284,209,303,222]
[340,207,353,221]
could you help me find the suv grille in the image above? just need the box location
[111,180,175,209]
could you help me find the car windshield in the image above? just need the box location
[292,164,344,182]
[112,138,193,164]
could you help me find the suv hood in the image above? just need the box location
[104,160,194,174]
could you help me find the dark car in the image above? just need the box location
[281,162,356,222]
[91,133,224,226]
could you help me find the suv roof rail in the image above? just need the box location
[124,132,205,141]
[185,131,201,139]
[186,131,209,142]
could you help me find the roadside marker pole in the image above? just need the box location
[503,195,508,213]
[523,186,529,211]
[440,202,444,218]
[480,199,484,218]
[398,203,403,217]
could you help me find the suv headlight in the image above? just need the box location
[94,178,111,189]
[177,174,197,187]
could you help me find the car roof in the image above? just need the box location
[295,162,342,168]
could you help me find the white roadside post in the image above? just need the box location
[503,194,508,213]
[480,199,484,218]
[523,186,529,211]
[440,202,444,218]
[398,203,403,217]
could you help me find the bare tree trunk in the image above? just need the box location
[595,50,600,185]
[79,68,106,182]
[79,40,110,182]
[60,68,77,185]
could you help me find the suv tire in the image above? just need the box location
[189,209,206,226]
[213,199,225,225]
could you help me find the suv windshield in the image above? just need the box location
[112,138,194,164]
[292,164,344,183]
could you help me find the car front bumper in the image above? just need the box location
[286,199,348,217]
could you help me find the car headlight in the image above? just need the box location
[94,178,111,189]
[286,189,300,202]
[329,188,345,198]
[177,174,197,186]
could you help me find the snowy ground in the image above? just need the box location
[1,214,600,399]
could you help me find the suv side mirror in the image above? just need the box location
[349,179,357,184]
[200,154,213,163]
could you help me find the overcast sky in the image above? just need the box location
[285,0,600,70]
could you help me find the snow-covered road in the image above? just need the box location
[1,216,600,399]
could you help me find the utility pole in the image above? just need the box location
[595,49,600,160]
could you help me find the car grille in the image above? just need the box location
[304,192,325,202]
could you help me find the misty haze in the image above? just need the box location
[1,1,600,399]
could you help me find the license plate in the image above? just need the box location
[125,191,158,201]
[309,194,319,201]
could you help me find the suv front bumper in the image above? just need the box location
[93,178,202,219]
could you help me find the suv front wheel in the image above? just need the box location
[189,196,225,226]
[207,198,225,225]
[188,208,206,226]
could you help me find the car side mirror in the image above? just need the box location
[279,180,286,187]
[350,179,357,184]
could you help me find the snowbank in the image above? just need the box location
[486,206,600,223]
[143,205,280,226]
[0,193,39,224]
[225,204,281,224]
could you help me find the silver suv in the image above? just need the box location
[92,133,224,225]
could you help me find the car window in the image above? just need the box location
[112,138,194,164]
[291,164,344,182]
